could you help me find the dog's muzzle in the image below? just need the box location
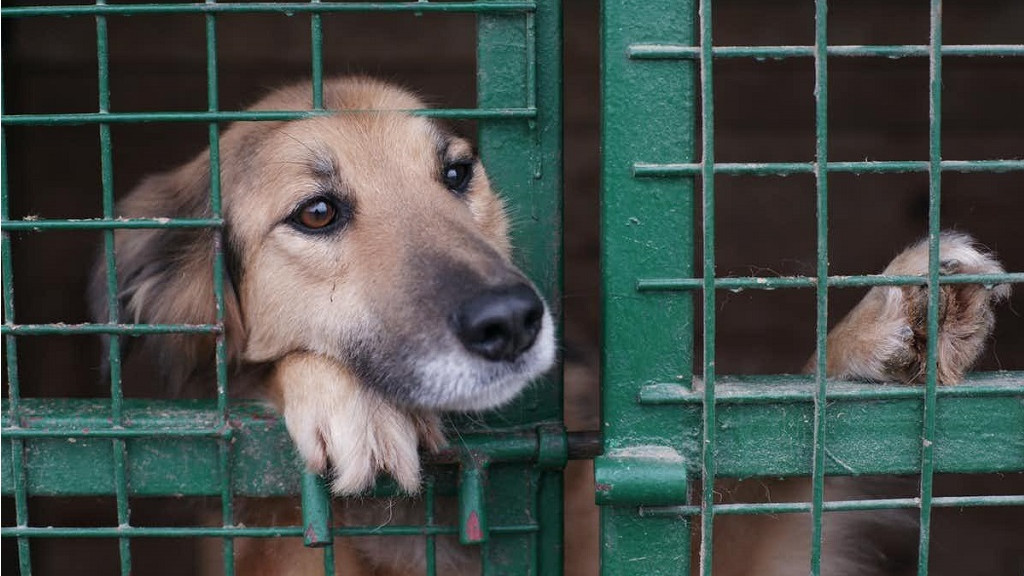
[452,282,545,362]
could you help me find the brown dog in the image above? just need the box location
[94,77,1011,575]
[92,77,555,574]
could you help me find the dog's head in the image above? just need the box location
[94,77,555,411]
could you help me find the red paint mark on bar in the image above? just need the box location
[465,511,483,542]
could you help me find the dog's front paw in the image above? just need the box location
[815,233,1009,384]
[272,353,445,495]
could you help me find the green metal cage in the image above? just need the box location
[4,1,1024,575]
[2,2,565,575]
[599,0,1023,575]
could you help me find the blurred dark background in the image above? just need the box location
[3,0,1022,573]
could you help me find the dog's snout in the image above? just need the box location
[454,283,544,362]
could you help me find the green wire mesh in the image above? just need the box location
[599,1,1023,575]
[1,2,564,575]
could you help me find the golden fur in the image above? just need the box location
[93,77,555,575]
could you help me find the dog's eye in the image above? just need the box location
[291,197,343,232]
[442,161,473,194]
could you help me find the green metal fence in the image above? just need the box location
[1,2,565,575]
[599,1,1023,575]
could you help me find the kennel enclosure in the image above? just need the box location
[3,0,1024,575]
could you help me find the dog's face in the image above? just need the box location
[98,78,555,411]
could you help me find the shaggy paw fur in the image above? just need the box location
[811,232,1010,384]
[271,353,446,495]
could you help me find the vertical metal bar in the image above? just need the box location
[322,544,336,576]
[310,0,324,110]
[918,1,943,574]
[600,0,695,571]
[96,5,132,573]
[2,96,33,576]
[809,0,830,574]
[301,472,333,547]
[424,476,437,576]
[536,471,563,575]
[697,0,716,573]
[205,4,234,574]
[459,461,488,545]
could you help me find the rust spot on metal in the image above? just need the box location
[595,483,612,492]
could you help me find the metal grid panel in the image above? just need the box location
[599,1,1023,575]
[1,2,563,574]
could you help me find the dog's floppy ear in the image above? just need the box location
[89,155,245,394]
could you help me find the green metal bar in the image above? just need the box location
[3,391,1019,493]
[1,108,537,126]
[202,8,235,573]
[301,472,333,547]
[637,373,1024,404]
[474,8,565,572]
[636,273,1024,291]
[458,461,488,545]
[1,324,220,335]
[424,477,437,576]
[0,399,576,493]
[640,494,1024,517]
[698,0,716,572]
[2,427,229,439]
[95,4,132,573]
[628,43,1024,59]
[919,2,944,574]
[809,0,829,572]
[1,217,223,231]
[321,544,336,576]
[1,2,537,17]
[633,159,1024,176]
[2,524,539,539]
[310,0,324,111]
[536,471,563,575]
[600,0,696,571]
[1,87,32,576]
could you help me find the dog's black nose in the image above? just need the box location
[454,283,545,362]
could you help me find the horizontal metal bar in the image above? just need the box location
[632,373,1023,477]
[2,218,222,231]
[633,160,1024,177]
[1,2,536,18]
[1,323,220,336]
[0,523,538,539]
[1,427,227,439]
[639,373,1024,405]
[636,273,1024,292]
[1,108,536,127]
[640,495,1024,517]
[628,44,1024,60]
[0,399,572,496]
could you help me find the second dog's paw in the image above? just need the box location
[272,353,445,495]
[817,233,1009,384]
